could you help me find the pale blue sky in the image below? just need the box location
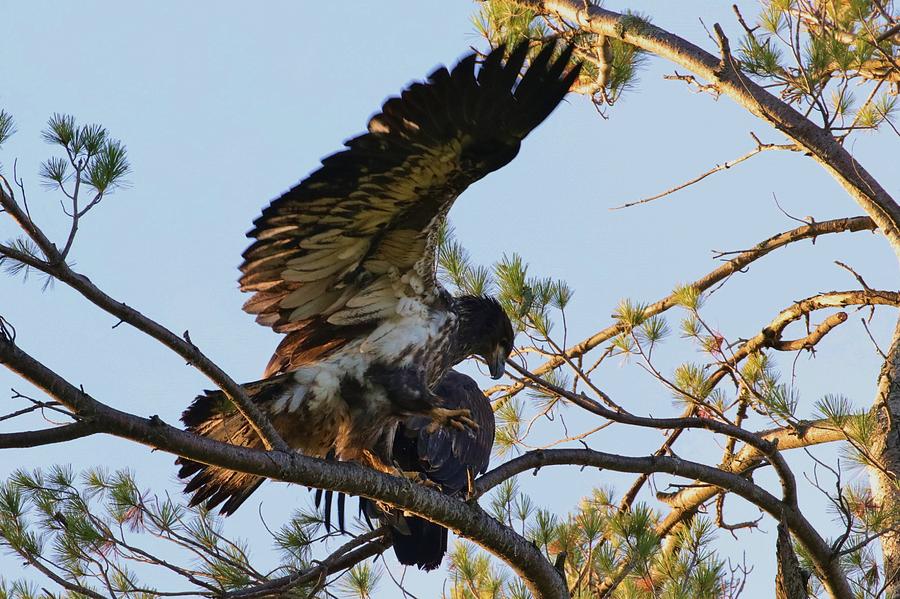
[1,2,898,596]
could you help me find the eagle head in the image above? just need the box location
[453,295,515,379]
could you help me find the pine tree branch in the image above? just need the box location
[503,359,802,507]
[494,216,877,407]
[0,421,100,448]
[502,282,897,598]
[0,184,290,454]
[6,544,107,599]
[225,528,392,599]
[516,0,900,255]
[0,337,569,599]
[476,447,850,597]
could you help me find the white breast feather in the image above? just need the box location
[285,266,449,415]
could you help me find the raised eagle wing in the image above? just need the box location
[240,42,581,353]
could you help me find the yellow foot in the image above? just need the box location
[389,467,440,489]
[426,407,479,434]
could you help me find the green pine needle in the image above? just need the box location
[614,298,649,329]
[338,562,381,598]
[0,111,15,148]
[42,114,76,148]
[85,138,130,193]
[672,284,703,310]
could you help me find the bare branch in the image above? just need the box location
[612,136,800,210]
[519,0,900,256]
[772,312,848,351]
[0,421,100,448]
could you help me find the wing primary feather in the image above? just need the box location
[239,41,580,335]
[496,41,531,94]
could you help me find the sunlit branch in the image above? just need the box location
[495,216,876,407]
[516,1,900,253]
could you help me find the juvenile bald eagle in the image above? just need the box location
[320,369,495,570]
[177,41,580,514]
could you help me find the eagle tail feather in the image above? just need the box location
[391,515,447,572]
[176,377,290,515]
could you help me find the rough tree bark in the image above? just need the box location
[872,318,900,597]
[776,523,810,599]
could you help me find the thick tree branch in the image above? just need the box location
[776,522,811,599]
[519,0,900,254]
[871,315,900,597]
[0,337,569,599]
[0,185,289,454]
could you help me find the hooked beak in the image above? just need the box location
[488,347,507,379]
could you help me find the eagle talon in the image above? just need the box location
[391,467,440,489]
[426,407,479,434]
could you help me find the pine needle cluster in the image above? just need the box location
[0,467,330,598]
[449,484,735,599]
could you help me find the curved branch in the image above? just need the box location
[496,216,876,405]
[0,337,569,599]
[477,447,850,598]
[0,186,289,454]
[521,0,900,254]
[505,359,801,507]
[659,423,845,519]
[709,290,898,386]
[772,311,848,351]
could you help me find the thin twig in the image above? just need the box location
[612,137,800,210]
